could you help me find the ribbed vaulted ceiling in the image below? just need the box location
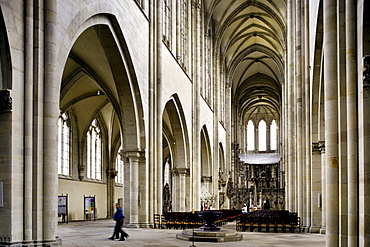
[205,0,286,122]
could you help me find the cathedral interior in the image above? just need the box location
[0,0,369,246]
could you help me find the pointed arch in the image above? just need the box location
[200,125,212,177]
[162,94,190,212]
[58,12,146,154]
[162,94,190,169]
[0,7,11,90]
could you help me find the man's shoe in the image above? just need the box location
[119,238,125,241]
[108,237,115,240]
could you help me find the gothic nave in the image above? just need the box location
[0,0,369,246]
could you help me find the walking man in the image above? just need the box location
[109,203,129,241]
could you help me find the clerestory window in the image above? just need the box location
[162,0,171,45]
[180,0,188,66]
[247,120,255,151]
[270,120,277,151]
[258,120,267,151]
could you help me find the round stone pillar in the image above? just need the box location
[346,0,358,245]
[323,0,339,245]
[178,168,188,212]
[319,141,326,234]
[125,151,141,228]
[310,142,322,233]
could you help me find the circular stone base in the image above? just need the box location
[176,229,243,242]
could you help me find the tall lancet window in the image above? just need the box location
[87,119,102,180]
[164,159,171,186]
[58,113,70,175]
[180,0,188,65]
[162,0,171,44]
[247,120,255,151]
[115,148,124,184]
[258,120,267,151]
[270,120,277,151]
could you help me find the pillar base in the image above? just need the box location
[0,238,62,246]
[302,226,310,233]
[126,223,140,228]
[310,226,321,233]
[139,223,152,228]
[320,228,326,234]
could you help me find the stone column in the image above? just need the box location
[287,0,296,212]
[310,142,322,233]
[173,168,189,212]
[123,155,131,223]
[319,141,326,234]
[360,55,370,246]
[125,151,141,228]
[338,2,348,245]
[138,152,149,227]
[323,1,339,244]
[0,90,12,241]
[191,0,201,212]
[24,0,34,240]
[346,0,358,245]
[295,0,304,224]
[106,168,117,218]
[213,52,220,210]
[148,0,156,219]
[155,0,164,217]
[303,0,311,231]
[43,0,58,241]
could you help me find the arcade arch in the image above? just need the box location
[162,95,190,212]
[58,16,145,223]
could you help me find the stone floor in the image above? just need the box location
[57,219,325,247]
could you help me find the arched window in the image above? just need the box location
[247,120,255,151]
[258,120,267,151]
[205,31,213,104]
[164,159,171,186]
[180,0,188,66]
[162,0,171,44]
[270,120,277,151]
[58,113,70,175]
[87,119,102,180]
[115,148,124,184]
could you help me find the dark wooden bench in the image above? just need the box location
[236,210,301,233]
[153,210,242,229]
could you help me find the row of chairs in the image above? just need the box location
[154,210,242,229]
[154,212,203,229]
[236,210,301,233]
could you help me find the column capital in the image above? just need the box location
[318,141,325,154]
[0,89,12,114]
[201,175,212,183]
[78,165,85,181]
[191,0,201,10]
[123,150,145,162]
[172,167,190,176]
[106,169,117,178]
[312,142,321,154]
[363,55,370,86]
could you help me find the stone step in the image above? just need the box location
[176,229,243,242]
